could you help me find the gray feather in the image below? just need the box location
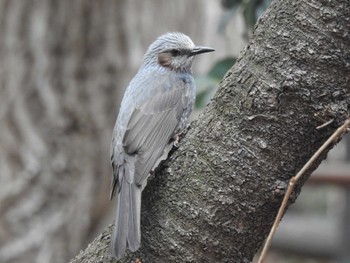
[110,72,194,258]
[111,157,141,259]
[122,75,191,184]
[109,32,213,259]
[111,165,128,259]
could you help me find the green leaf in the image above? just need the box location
[194,76,218,108]
[208,57,237,80]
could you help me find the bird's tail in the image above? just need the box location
[111,161,141,259]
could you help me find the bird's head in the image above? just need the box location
[143,32,214,72]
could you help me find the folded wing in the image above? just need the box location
[123,80,188,186]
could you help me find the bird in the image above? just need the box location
[110,32,214,259]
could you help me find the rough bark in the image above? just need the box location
[0,1,218,263]
[71,0,350,262]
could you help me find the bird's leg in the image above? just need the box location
[173,134,180,148]
[172,123,192,148]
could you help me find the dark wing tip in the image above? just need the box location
[110,165,119,200]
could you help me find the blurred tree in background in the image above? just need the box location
[0,1,225,262]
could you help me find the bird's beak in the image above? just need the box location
[188,46,215,57]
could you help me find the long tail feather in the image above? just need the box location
[127,183,141,251]
[111,162,142,259]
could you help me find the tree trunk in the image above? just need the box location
[0,1,217,263]
[71,0,350,262]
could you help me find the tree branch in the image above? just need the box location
[71,0,350,262]
[258,119,350,263]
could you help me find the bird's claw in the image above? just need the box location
[173,135,180,148]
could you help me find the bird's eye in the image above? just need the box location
[170,49,181,56]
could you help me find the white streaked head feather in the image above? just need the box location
[142,32,196,72]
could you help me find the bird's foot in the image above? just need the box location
[173,134,180,148]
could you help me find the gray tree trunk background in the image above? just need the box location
[0,1,224,263]
[71,0,350,262]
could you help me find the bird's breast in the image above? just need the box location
[178,73,192,85]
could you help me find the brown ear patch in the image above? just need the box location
[158,53,172,68]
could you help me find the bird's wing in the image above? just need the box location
[122,76,191,186]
